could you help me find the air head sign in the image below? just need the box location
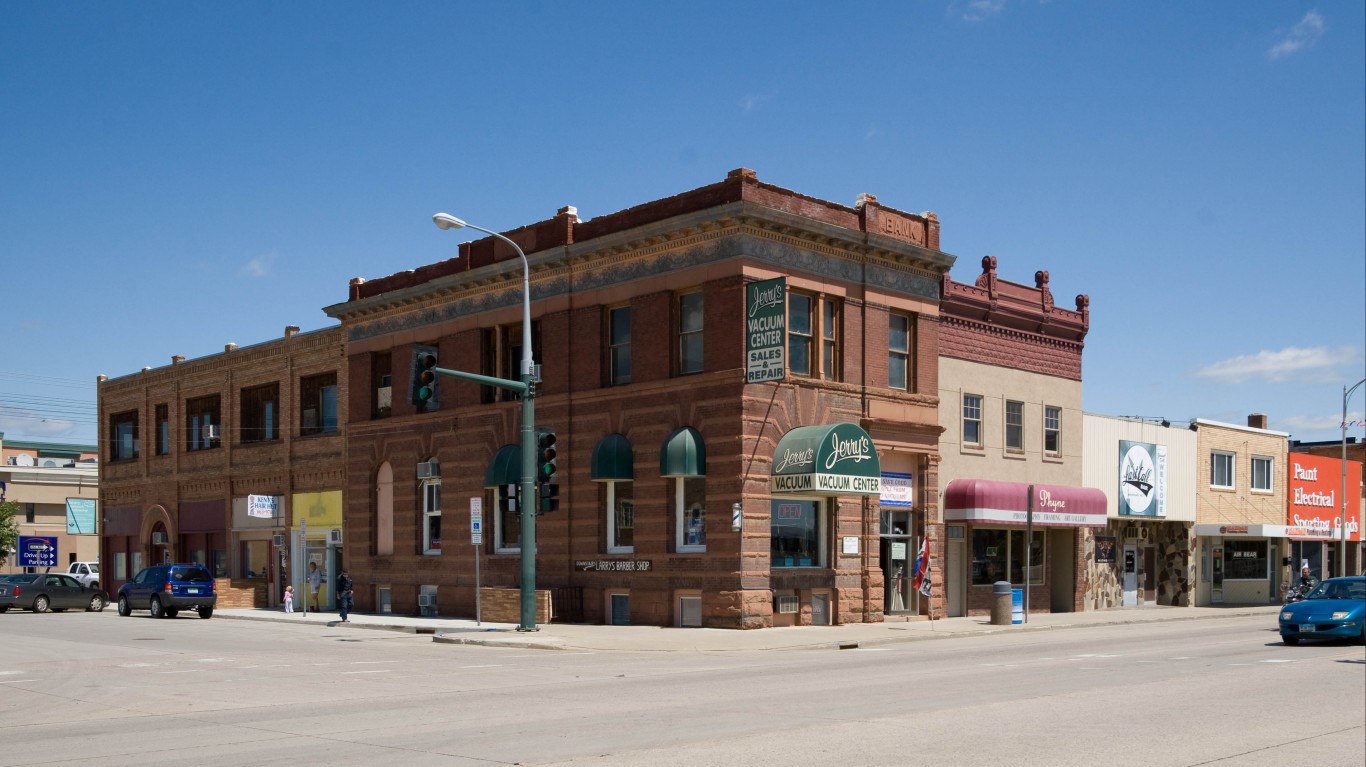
[771,423,882,495]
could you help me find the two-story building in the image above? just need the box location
[0,437,100,576]
[96,326,347,608]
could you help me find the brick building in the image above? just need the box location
[96,326,347,609]
[935,256,1100,617]
[1287,437,1363,578]
[0,437,100,576]
[325,169,953,628]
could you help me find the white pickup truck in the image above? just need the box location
[67,561,100,588]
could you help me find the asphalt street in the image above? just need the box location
[0,610,1361,766]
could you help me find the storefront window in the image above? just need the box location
[1223,540,1267,580]
[771,499,823,568]
[971,528,1045,585]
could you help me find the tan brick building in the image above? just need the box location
[97,326,347,608]
[325,169,953,628]
[0,438,100,577]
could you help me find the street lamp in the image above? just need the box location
[1342,377,1365,578]
[433,212,539,631]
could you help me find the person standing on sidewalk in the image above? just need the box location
[337,569,354,623]
[283,585,294,613]
[307,561,321,612]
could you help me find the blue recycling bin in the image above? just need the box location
[1011,588,1023,624]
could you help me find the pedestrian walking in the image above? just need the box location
[283,585,294,613]
[337,569,355,623]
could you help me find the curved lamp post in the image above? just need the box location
[1343,378,1365,577]
[433,212,539,631]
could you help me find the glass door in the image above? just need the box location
[880,511,912,614]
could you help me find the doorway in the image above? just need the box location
[879,511,912,615]
[947,525,966,617]
[1122,544,1139,607]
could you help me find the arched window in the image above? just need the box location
[593,434,634,553]
[376,462,394,556]
[661,427,706,553]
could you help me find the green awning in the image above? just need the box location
[660,426,706,477]
[591,434,634,481]
[771,422,881,495]
[484,444,520,488]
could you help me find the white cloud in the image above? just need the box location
[741,93,772,114]
[1193,345,1354,384]
[961,0,1007,22]
[1279,412,1364,433]
[239,254,272,278]
[0,409,79,439]
[1268,10,1325,60]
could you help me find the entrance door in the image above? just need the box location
[947,526,966,617]
[1122,544,1139,607]
[879,511,912,615]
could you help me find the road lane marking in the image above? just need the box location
[342,670,391,675]
[0,679,38,684]
[157,670,202,674]
[1260,659,1295,663]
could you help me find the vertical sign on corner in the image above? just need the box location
[746,277,786,383]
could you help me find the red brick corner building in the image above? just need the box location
[326,169,954,628]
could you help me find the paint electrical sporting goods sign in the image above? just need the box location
[745,277,786,383]
[1285,453,1362,541]
[1118,440,1167,517]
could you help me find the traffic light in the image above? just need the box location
[537,428,558,513]
[409,345,439,408]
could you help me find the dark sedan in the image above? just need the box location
[1279,576,1366,645]
[0,573,109,613]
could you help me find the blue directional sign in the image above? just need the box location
[18,536,58,568]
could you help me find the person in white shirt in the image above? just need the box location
[307,561,322,611]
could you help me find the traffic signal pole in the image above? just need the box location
[422,365,538,631]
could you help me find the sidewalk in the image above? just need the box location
[214,603,1284,652]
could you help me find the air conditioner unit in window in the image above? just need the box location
[417,594,436,608]
[376,386,393,410]
[151,532,168,545]
[775,595,799,614]
[328,528,343,545]
[205,425,219,441]
[271,534,285,547]
[416,460,436,479]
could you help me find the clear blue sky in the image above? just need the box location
[2,2,1362,448]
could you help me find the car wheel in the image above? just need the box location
[165,608,179,618]
[0,606,9,613]
[117,595,131,616]
[198,606,213,619]
[1282,635,1300,646]
[87,595,106,612]
[32,595,50,613]
[149,596,165,619]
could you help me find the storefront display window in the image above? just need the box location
[971,528,1045,585]
[1223,540,1267,580]
[771,499,823,568]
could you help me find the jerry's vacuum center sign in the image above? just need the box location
[746,277,786,383]
[771,422,882,495]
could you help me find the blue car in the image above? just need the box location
[1279,576,1366,645]
[117,564,217,619]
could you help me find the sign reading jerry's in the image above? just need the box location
[745,277,786,383]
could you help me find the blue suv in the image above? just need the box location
[117,564,217,619]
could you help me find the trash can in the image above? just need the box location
[990,581,1013,625]
[1011,588,1023,624]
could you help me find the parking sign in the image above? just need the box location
[18,536,58,568]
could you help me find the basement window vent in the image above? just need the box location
[776,595,799,614]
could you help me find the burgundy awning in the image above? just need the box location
[944,479,1108,528]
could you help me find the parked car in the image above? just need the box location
[117,564,217,619]
[66,561,101,588]
[0,573,109,613]
[1278,576,1366,645]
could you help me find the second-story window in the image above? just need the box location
[678,291,704,375]
[372,352,392,418]
[963,394,983,447]
[1211,451,1235,489]
[1005,400,1024,452]
[300,372,338,436]
[155,404,169,456]
[822,299,841,380]
[109,410,139,462]
[889,313,911,390]
[422,467,442,555]
[240,383,280,444]
[185,395,221,452]
[788,293,813,376]
[609,306,631,385]
[1043,406,1061,455]
[1251,456,1273,492]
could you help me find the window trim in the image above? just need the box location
[678,291,704,376]
[608,306,632,386]
[888,312,911,390]
[422,477,442,555]
[109,410,139,462]
[239,382,281,445]
[1043,405,1061,456]
[822,298,841,381]
[1250,455,1274,493]
[605,479,635,554]
[1004,400,1024,453]
[962,394,984,448]
[673,477,707,554]
[184,395,221,452]
[1210,451,1235,489]
[154,404,170,456]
